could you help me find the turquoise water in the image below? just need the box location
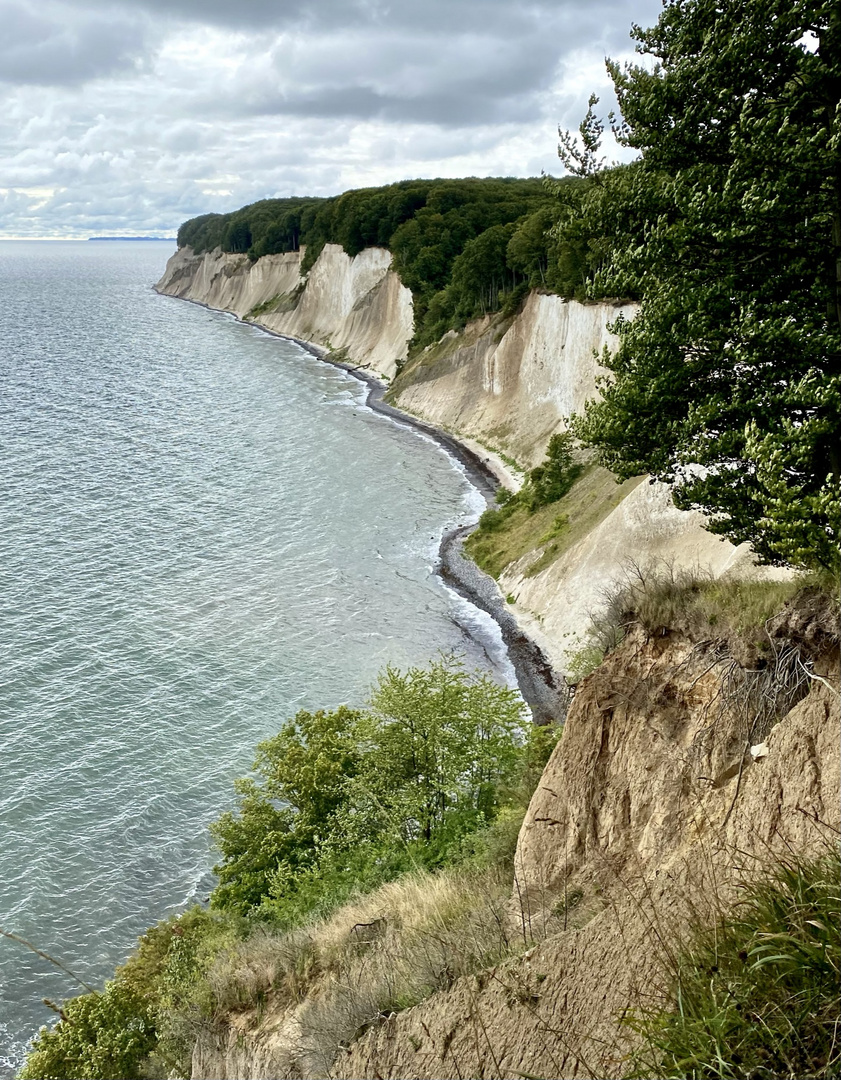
[0,241,510,1071]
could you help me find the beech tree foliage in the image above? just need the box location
[568,0,840,570]
[209,658,530,920]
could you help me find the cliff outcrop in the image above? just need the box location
[390,291,634,470]
[155,245,779,678]
[156,244,413,381]
[190,592,839,1079]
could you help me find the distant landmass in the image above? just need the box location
[88,236,175,241]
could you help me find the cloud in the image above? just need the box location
[0,2,153,86]
[196,26,565,127]
[0,0,665,237]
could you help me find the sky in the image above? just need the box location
[0,0,663,238]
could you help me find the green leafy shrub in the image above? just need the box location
[210,705,365,917]
[477,501,517,533]
[520,433,581,510]
[20,908,237,1080]
[209,657,529,925]
[19,982,156,1080]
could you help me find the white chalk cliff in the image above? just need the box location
[156,244,776,675]
[156,244,413,381]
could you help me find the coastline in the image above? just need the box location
[153,287,569,724]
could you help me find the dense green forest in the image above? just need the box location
[175,176,608,347]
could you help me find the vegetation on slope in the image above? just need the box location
[209,656,553,924]
[21,658,560,1078]
[626,851,841,1080]
[465,461,643,582]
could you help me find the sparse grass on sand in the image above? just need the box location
[625,851,841,1079]
[465,464,642,579]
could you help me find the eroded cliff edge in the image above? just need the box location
[155,244,778,676]
[190,591,840,1080]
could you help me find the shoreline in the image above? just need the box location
[153,288,569,724]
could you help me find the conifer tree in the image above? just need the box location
[570,0,840,570]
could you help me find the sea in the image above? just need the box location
[0,240,512,1074]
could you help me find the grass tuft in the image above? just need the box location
[568,561,837,684]
[624,851,841,1079]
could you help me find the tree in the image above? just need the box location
[569,0,840,571]
[506,206,556,288]
[209,706,363,916]
[521,432,581,510]
[447,223,518,319]
[223,219,252,254]
[209,660,527,919]
[357,657,525,849]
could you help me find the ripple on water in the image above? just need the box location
[0,241,513,1074]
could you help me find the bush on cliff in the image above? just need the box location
[209,656,534,924]
[19,908,236,1080]
[19,981,156,1080]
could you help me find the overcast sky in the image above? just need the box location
[0,0,663,238]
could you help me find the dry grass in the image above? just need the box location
[205,865,513,1016]
[572,561,831,674]
[196,855,572,1076]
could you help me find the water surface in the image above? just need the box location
[0,240,510,1071]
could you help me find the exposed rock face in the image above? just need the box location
[499,477,771,676]
[155,244,414,381]
[333,618,840,1080]
[392,291,635,469]
[190,604,839,1079]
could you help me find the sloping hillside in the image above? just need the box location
[189,589,839,1079]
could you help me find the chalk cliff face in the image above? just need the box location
[190,598,839,1080]
[156,244,779,677]
[391,291,635,469]
[156,244,414,381]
